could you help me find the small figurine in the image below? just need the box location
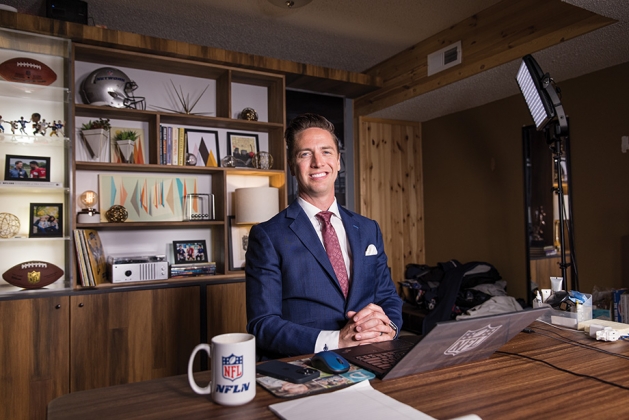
[31,113,41,135]
[0,115,5,133]
[10,120,19,134]
[38,119,48,136]
[55,120,64,137]
[18,116,28,135]
[49,121,58,136]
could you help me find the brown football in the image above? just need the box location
[2,261,64,289]
[0,57,57,86]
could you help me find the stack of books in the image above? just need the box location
[170,262,216,278]
[159,125,186,166]
[74,229,107,286]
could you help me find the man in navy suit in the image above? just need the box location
[246,113,402,358]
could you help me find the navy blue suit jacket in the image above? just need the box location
[245,200,403,358]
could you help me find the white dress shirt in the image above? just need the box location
[297,197,351,352]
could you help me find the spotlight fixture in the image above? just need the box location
[268,0,313,9]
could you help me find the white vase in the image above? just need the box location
[81,128,109,160]
[116,139,135,163]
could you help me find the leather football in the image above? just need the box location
[2,261,64,289]
[0,57,57,85]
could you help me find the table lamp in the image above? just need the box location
[234,187,279,225]
[77,190,100,223]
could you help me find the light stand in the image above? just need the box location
[548,125,573,291]
[516,54,579,292]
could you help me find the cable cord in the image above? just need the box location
[532,325,629,362]
[496,350,629,391]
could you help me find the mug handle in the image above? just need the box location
[188,343,212,395]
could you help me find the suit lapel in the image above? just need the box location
[340,207,363,303]
[287,202,340,291]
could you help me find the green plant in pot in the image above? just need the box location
[80,118,111,160]
[113,129,139,163]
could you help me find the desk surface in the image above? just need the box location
[49,322,629,420]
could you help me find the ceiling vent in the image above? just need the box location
[427,41,462,77]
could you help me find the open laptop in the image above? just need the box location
[333,308,549,381]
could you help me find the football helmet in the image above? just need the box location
[80,67,146,110]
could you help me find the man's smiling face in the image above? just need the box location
[290,127,341,206]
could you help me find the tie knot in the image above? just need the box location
[316,211,334,224]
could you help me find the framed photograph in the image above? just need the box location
[227,132,259,168]
[4,154,50,182]
[110,127,146,164]
[185,129,220,167]
[228,216,250,270]
[29,203,63,238]
[172,240,209,264]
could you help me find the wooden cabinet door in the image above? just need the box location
[0,296,70,420]
[70,286,200,392]
[207,281,247,340]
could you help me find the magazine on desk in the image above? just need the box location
[256,357,376,398]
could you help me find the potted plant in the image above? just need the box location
[112,129,139,163]
[80,118,111,160]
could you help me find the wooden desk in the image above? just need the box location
[48,323,629,419]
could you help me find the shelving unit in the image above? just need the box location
[0,28,72,294]
[71,43,286,288]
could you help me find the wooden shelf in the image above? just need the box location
[76,220,223,229]
[73,272,244,291]
[71,42,286,291]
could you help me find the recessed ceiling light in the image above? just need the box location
[268,0,313,9]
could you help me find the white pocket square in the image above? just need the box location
[365,244,378,256]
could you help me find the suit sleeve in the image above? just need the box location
[370,219,403,334]
[245,224,322,357]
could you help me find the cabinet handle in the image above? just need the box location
[78,302,84,308]
[55,304,61,309]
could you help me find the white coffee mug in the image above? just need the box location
[187,333,256,406]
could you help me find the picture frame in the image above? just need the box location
[228,216,250,270]
[172,240,209,264]
[4,154,51,182]
[110,126,147,164]
[227,132,259,168]
[29,203,63,238]
[185,129,220,167]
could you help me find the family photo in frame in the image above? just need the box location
[4,154,50,182]
[29,203,63,238]
[173,240,208,264]
[227,132,259,168]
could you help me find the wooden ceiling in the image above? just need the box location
[0,0,615,116]
[354,0,614,116]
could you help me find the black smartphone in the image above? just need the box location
[256,360,320,384]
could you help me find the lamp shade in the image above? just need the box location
[235,187,279,224]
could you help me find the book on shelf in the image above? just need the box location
[166,126,172,165]
[74,229,107,286]
[170,261,216,278]
[159,125,190,166]
[179,128,186,166]
[172,127,179,166]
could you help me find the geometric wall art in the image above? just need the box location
[99,175,198,222]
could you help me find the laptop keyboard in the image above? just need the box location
[355,349,407,371]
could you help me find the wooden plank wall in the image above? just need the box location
[357,117,424,284]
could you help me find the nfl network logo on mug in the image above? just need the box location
[222,354,244,381]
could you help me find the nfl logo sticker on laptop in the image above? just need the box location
[222,354,244,381]
[444,325,502,356]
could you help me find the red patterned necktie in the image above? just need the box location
[316,211,349,298]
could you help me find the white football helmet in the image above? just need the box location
[80,67,146,110]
